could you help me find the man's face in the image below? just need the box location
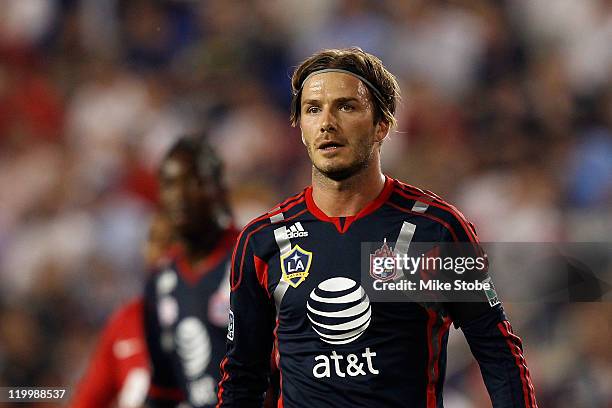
[299,72,388,180]
[159,153,213,235]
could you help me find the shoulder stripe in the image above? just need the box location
[270,213,284,224]
[394,184,477,241]
[395,179,426,196]
[269,208,285,224]
[395,180,444,201]
[267,191,305,217]
[230,194,306,289]
[231,206,307,291]
[412,200,429,213]
[392,187,478,243]
[387,201,459,241]
[267,195,306,222]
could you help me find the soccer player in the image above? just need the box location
[217,48,538,407]
[70,213,174,408]
[144,136,238,407]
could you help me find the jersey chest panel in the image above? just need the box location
[259,208,447,407]
[150,258,230,407]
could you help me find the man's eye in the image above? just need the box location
[306,106,320,114]
[339,104,354,112]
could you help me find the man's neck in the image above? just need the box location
[181,220,223,264]
[311,165,385,217]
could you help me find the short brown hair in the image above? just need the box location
[290,47,400,128]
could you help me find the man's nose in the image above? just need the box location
[320,108,337,133]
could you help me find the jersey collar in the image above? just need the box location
[305,175,394,234]
[168,227,238,285]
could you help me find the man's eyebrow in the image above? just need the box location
[302,97,360,105]
[334,97,360,104]
[302,99,321,106]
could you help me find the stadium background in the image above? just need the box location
[0,0,610,406]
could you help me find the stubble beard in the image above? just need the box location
[310,139,376,182]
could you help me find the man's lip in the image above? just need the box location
[317,140,345,149]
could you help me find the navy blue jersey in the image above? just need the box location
[217,177,537,407]
[144,228,238,407]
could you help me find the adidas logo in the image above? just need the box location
[286,222,309,238]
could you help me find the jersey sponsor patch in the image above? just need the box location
[312,348,379,378]
[307,277,371,345]
[227,309,234,341]
[369,239,398,281]
[281,245,313,288]
[175,317,211,380]
[482,276,500,307]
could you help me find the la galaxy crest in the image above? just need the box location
[281,245,313,288]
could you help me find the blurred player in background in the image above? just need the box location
[218,48,537,407]
[69,213,175,408]
[143,136,238,408]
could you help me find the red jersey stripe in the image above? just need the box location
[387,201,460,242]
[497,321,536,407]
[503,321,537,406]
[394,182,479,243]
[216,357,229,408]
[425,309,437,408]
[254,255,270,297]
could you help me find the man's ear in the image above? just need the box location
[375,120,390,143]
[301,129,306,146]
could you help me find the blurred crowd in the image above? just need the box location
[0,0,611,407]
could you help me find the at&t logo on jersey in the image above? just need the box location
[307,277,379,378]
[175,318,211,379]
[307,277,371,344]
[312,348,379,378]
[175,317,216,406]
